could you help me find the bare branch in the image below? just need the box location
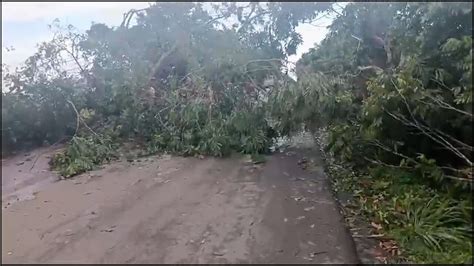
[120,8,148,29]
[433,128,473,152]
[147,43,179,87]
[444,174,473,182]
[237,10,272,35]
[385,110,472,166]
[389,78,472,166]
[368,139,412,160]
[203,15,228,28]
[330,5,343,17]
[421,94,473,118]
[358,65,384,74]
[366,142,472,183]
[414,98,473,151]
[363,156,413,169]
[67,100,98,137]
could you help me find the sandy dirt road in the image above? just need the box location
[2,143,358,263]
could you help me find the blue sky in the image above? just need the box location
[2,2,337,70]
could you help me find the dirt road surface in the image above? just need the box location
[2,142,358,263]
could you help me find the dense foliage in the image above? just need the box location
[277,2,472,263]
[293,2,473,189]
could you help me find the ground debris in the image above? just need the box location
[131,178,142,185]
[291,177,306,181]
[293,196,305,202]
[100,225,117,233]
[371,222,383,231]
[379,239,400,256]
[309,251,327,257]
[297,157,308,165]
[352,234,384,238]
[212,249,227,256]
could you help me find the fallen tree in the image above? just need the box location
[2,2,331,175]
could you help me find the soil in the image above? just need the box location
[2,140,359,263]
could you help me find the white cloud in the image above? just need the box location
[2,2,153,23]
[2,2,154,68]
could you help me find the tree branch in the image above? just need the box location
[120,8,148,28]
[67,100,98,137]
[385,109,472,166]
[147,43,179,87]
[421,94,473,118]
[237,10,271,35]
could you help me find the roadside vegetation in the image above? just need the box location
[2,2,472,263]
[279,2,473,263]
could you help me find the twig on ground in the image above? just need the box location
[352,234,385,238]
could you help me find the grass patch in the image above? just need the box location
[327,162,473,263]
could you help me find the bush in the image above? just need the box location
[50,134,118,177]
[325,154,472,263]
